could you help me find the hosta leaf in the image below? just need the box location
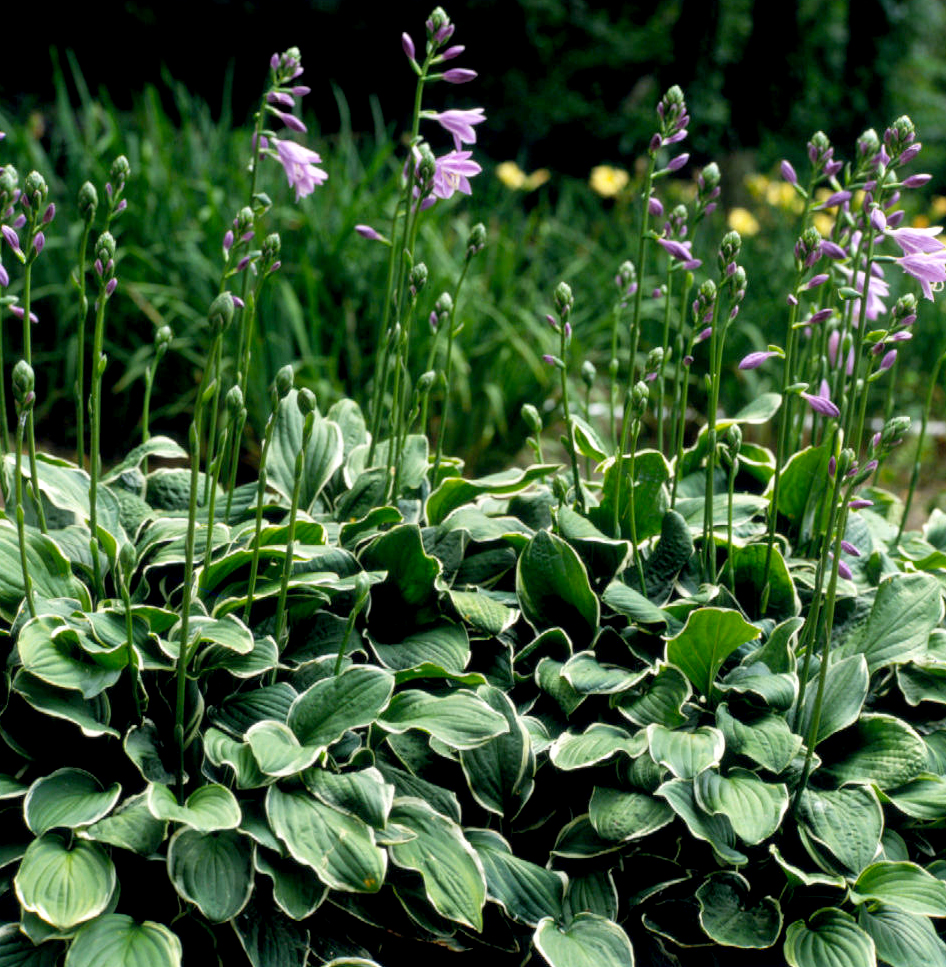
[784,908,875,967]
[850,861,946,917]
[552,815,624,858]
[821,714,927,789]
[836,571,943,673]
[25,768,121,836]
[426,464,560,525]
[287,666,394,748]
[590,449,671,544]
[516,530,600,643]
[696,871,782,948]
[78,792,167,856]
[14,833,116,930]
[601,580,669,627]
[359,524,440,614]
[535,658,584,716]
[880,774,946,820]
[777,443,838,546]
[203,728,269,789]
[665,607,760,697]
[64,915,181,967]
[0,923,60,966]
[732,542,800,620]
[302,767,394,830]
[246,721,322,777]
[694,769,789,845]
[715,704,801,774]
[11,670,119,738]
[209,683,298,737]
[378,689,509,749]
[797,654,869,747]
[614,663,690,728]
[857,904,946,967]
[167,827,255,922]
[550,723,647,771]
[717,662,797,711]
[447,589,518,635]
[561,651,649,694]
[459,686,534,816]
[565,869,618,920]
[768,844,846,890]
[656,779,747,865]
[589,787,673,841]
[266,786,385,893]
[147,783,241,832]
[124,720,178,785]
[647,724,725,779]
[255,849,327,921]
[796,786,883,878]
[388,797,486,931]
[370,623,469,674]
[232,897,310,967]
[467,828,565,926]
[533,913,635,967]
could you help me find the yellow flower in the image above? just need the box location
[524,168,550,191]
[590,165,629,197]
[727,207,760,236]
[813,213,834,237]
[931,196,946,218]
[745,173,769,198]
[496,161,527,190]
[913,214,931,228]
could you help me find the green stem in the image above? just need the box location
[224,409,247,524]
[74,222,92,471]
[22,263,46,534]
[202,338,224,505]
[560,324,585,514]
[702,293,724,582]
[726,458,737,590]
[657,264,674,455]
[14,413,36,620]
[627,420,646,591]
[88,293,109,599]
[119,572,143,723]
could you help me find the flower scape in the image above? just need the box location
[3,7,946,967]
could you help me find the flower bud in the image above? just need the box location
[109,155,131,191]
[155,324,173,356]
[616,260,637,295]
[416,143,437,191]
[694,279,717,320]
[24,170,47,206]
[94,231,116,266]
[426,7,450,36]
[891,293,918,328]
[836,448,855,478]
[226,384,244,419]
[856,128,880,161]
[262,232,281,263]
[718,230,741,270]
[807,131,832,170]
[884,115,916,156]
[630,380,649,417]
[553,281,574,319]
[0,166,18,200]
[581,359,596,388]
[297,386,318,416]
[644,347,664,381]
[417,370,437,394]
[522,403,543,435]
[666,204,688,239]
[698,162,720,192]
[409,262,428,296]
[12,359,35,412]
[881,415,910,449]
[467,221,487,256]
[794,226,823,268]
[208,292,235,334]
[275,364,294,399]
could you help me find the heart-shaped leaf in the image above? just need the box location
[696,871,782,948]
[147,783,241,832]
[64,914,181,967]
[784,908,875,967]
[857,904,946,967]
[647,724,725,779]
[851,861,946,917]
[533,913,635,967]
[25,768,121,836]
[167,827,255,922]
[665,607,760,697]
[796,786,883,878]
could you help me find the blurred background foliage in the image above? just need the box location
[1,0,945,483]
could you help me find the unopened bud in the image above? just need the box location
[109,155,131,189]
[24,170,48,205]
[467,221,486,255]
[553,281,574,318]
[522,403,542,435]
[275,364,294,398]
[226,384,244,419]
[12,359,34,412]
[881,415,910,448]
[297,387,317,416]
[94,231,116,265]
[208,292,235,334]
[581,359,596,388]
[409,262,428,295]
[262,232,281,262]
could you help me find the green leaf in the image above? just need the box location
[777,443,838,545]
[533,913,635,967]
[589,788,673,842]
[821,713,927,788]
[562,651,649,694]
[696,871,782,948]
[614,663,690,728]
[837,572,943,673]
[535,658,584,716]
[265,786,385,893]
[459,686,534,816]
[426,464,559,525]
[0,922,60,966]
[784,908,875,967]
[880,774,946,820]
[565,870,618,920]
[589,449,671,543]
[851,861,946,917]
[12,671,119,738]
[550,723,647,771]
[796,786,883,878]
[78,792,167,855]
[378,689,509,749]
[389,797,486,931]
[647,724,725,779]
[552,815,623,859]
[898,662,946,707]
[266,390,344,511]
[665,607,760,697]
[858,904,946,967]
[466,828,565,926]
[246,721,321,778]
[167,827,255,922]
[147,783,241,832]
[516,530,600,642]
[255,849,327,920]
[25,768,121,836]
[601,580,668,627]
[302,767,394,830]
[359,524,440,621]
[64,915,181,967]
[720,392,783,427]
[731,542,800,620]
[694,769,789,845]
[447,589,518,635]
[209,683,298,737]
[287,666,394,748]
[14,833,116,930]
[641,509,695,604]
[124,720,178,785]
[17,615,121,699]
[797,654,869,746]
[370,623,469,674]
[232,898,310,967]
[656,779,747,865]
[717,662,797,711]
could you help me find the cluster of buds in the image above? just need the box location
[429,291,453,332]
[270,48,304,86]
[615,260,638,304]
[208,292,236,335]
[409,262,428,301]
[794,226,824,270]
[94,231,119,306]
[866,293,918,378]
[643,347,664,383]
[720,423,742,471]
[717,230,741,276]
[105,155,130,220]
[12,359,34,417]
[541,281,575,369]
[695,163,721,218]
[806,131,842,178]
[265,49,311,133]
[466,222,486,257]
[884,116,919,165]
[664,204,688,240]
[223,206,256,273]
[692,279,717,326]
[403,8,474,82]
[651,85,688,153]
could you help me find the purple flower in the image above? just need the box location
[0,262,7,287]
[269,136,328,200]
[806,273,829,289]
[896,250,946,300]
[780,160,797,184]
[402,32,416,60]
[2,225,22,255]
[815,190,851,210]
[800,388,840,418]
[820,240,847,259]
[355,224,384,241]
[440,45,464,60]
[902,173,932,188]
[829,553,853,580]
[33,232,44,255]
[426,108,486,150]
[442,68,477,84]
[267,91,295,109]
[648,196,664,217]
[9,306,38,324]
[849,498,873,510]
[879,348,897,371]
[739,350,779,370]
[223,230,234,252]
[840,540,861,557]
[269,108,306,133]
[809,307,834,325]
[105,278,118,298]
[667,153,689,172]
[886,225,944,255]
[431,150,482,200]
[838,265,889,320]
[657,237,694,262]
[869,207,887,233]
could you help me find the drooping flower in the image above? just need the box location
[800,382,840,418]
[269,136,328,200]
[431,150,482,200]
[426,108,486,150]
[886,224,944,255]
[656,236,701,269]
[837,265,889,320]
[896,250,946,300]
[739,350,779,370]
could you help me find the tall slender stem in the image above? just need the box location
[14,412,36,620]
[21,263,46,534]
[88,293,109,599]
